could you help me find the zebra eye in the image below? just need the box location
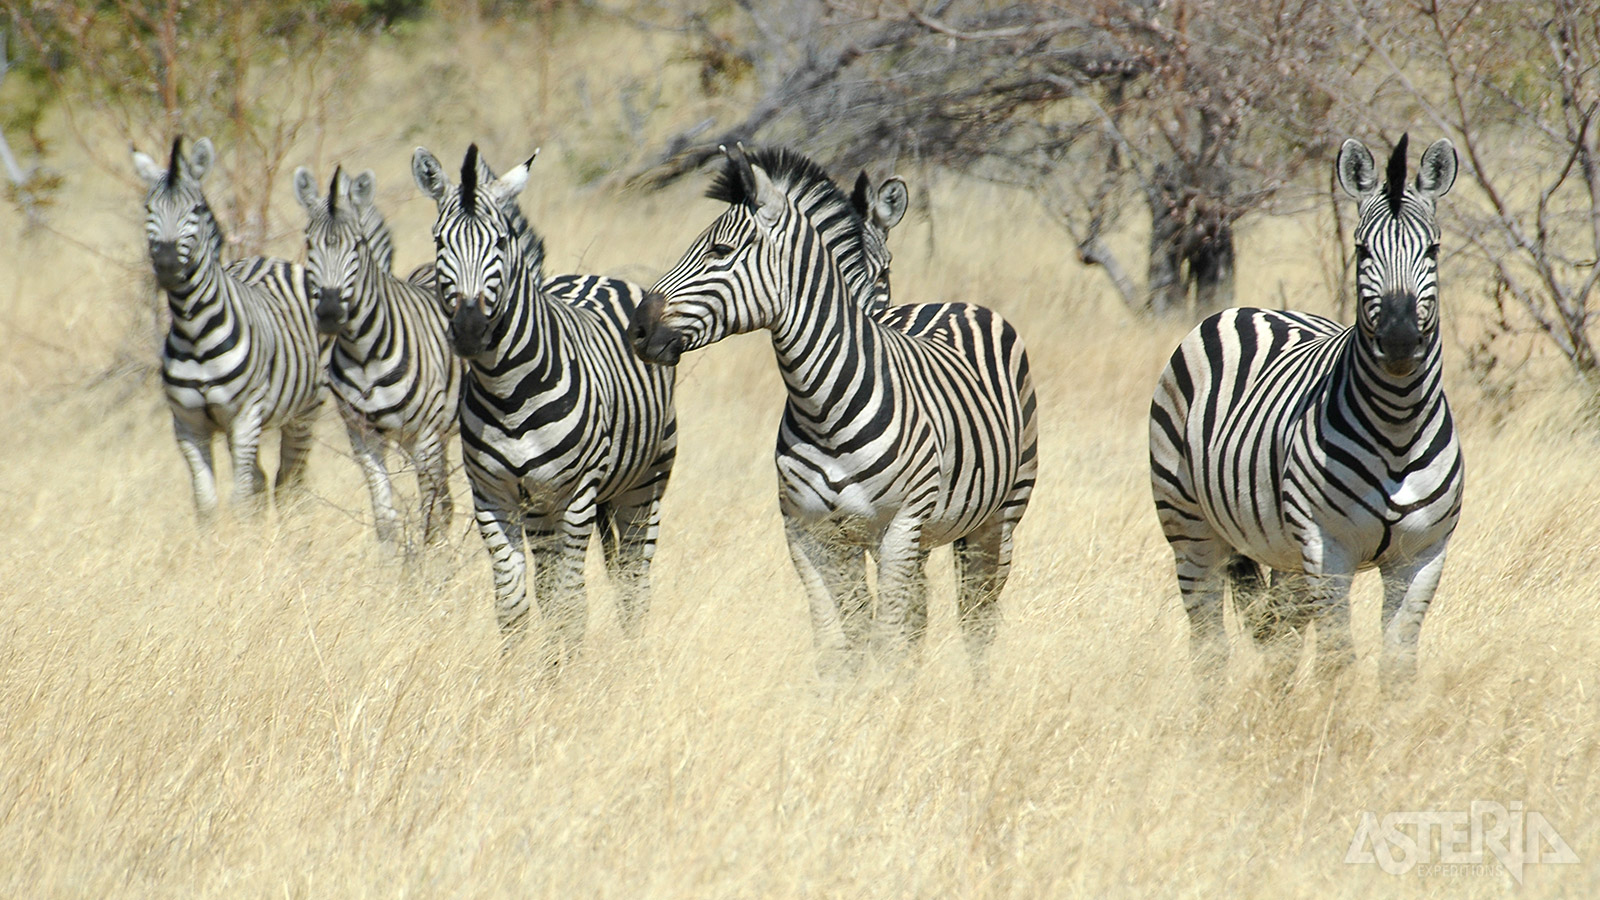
[707,242,735,259]
[1354,244,1371,263]
[495,235,508,252]
[1425,244,1440,262]
[433,235,444,250]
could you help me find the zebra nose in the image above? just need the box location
[150,241,180,272]
[1375,293,1422,363]
[628,291,681,364]
[449,294,492,357]
[315,288,345,333]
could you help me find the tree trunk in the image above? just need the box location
[1189,216,1235,312]
[1145,166,1187,315]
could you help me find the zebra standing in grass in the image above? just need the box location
[630,145,1037,679]
[294,165,464,548]
[1148,135,1463,694]
[412,144,677,663]
[133,137,326,520]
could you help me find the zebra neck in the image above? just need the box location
[338,262,401,357]
[165,259,239,339]
[464,265,568,383]
[767,251,888,429]
[1333,333,1445,443]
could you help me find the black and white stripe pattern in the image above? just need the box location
[849,171,908,314]
[133,137,327,520]
[413,144,678,663]
[630,145,1038,678]
[295,165,464,548]
[1148,135,1463,694]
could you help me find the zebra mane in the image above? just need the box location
[167,136,183,187]
[327,166,341,219]
[710,145,874,304]
[461,143,480,217]
[1384,133,1409,218]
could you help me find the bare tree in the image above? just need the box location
[1354,0,1600,379]
[634,0,1362,315]
[3,1,369,254]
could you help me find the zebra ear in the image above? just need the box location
[187,138,215,181]
[412,147,451,204]
[1415,139,1457,199]
[872,176,908,231]
[1336,138,1378,199]
[723,143,760,207]
[131,147,164,186]
[486,150,536,205]
[348,170,378,211]
[748,160,785,229]
[292,167,321,212]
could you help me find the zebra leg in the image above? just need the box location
[1169,535,1232,686]
[952,524,1008,685]
[784,517,870,679]
[344,416,400,545]
[275,413,318,508]
[871,516,927,671]
[599,499,660,639]
[171,414,219,522]
[1234,562,1314,689]
[225,406,269,514]
[472,490,532,653]
[412,434,454,547]
[1378,539,1450,696]
[903,553,931,652]
[528,494,597,669]
[1303,559,1356,681]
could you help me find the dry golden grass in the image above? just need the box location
[0,15,1596,898]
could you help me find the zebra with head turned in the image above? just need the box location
[294,165,464,548]
[1148,134,1463,696]
[132,137,327,521]
[629,144,1038,679]
[412,144,678,665]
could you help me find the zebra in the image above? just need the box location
[1148,134,1463,695]
[293,165,464,548]
[133,136,327,521]
[848,171,908,314]
[628,144,1038,679]
[412,143,678,664]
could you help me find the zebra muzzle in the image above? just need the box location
[449,297,492,357]
[627,293,684,366]
[1374,293,1424,375]
[150,241,187,291]
[315,288,346,334]
[628,291,684,366]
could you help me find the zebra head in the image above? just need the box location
[631,143,877,365]
[294,165,383,334]
[132,136,222,293]
[1337,134,1457,377]
[412,144,539,358]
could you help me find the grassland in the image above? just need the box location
[0,13,1595,899]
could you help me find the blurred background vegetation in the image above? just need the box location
[2,0,1599,388]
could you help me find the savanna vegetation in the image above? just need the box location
[0,2,1595,896]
